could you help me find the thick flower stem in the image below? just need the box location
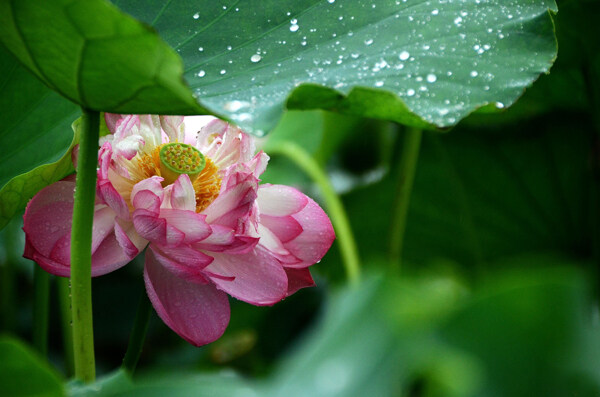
[32,266,50,356]
[269,142,361,285]
[71,108,99,383]
[122,290,152,374]
[389,127,422,273]
[57,277,74,377]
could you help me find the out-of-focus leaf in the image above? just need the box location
[87,372,256,397]
[69,370,133,397]
[0,336,65,397]
[0,0,206,115]
[345,114,592,268]
[441,267,599,397]
[115,0,558,133]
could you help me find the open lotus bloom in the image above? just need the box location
[23,115,335,346]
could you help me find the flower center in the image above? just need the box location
[159,143,205,186]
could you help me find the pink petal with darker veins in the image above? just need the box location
[149,245,212,284]
[169,175,196,211]
[97,180,130,220]
[205,246,288,306]
[160,209,211,243]
[257,184,335,268]
[285,267,316,296]
[23,179,144,277]
[144,248,230,346]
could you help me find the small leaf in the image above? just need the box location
[0,0,207,115]
[0,118,79,230]
[0,336,65,397]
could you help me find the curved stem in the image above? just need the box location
[269,142,361,285]
[57,277,74,377]
[389,127,423,273]
[122,290,152,374]
[32,266,50,356]
[71,108,99,382]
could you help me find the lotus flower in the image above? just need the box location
[23,115,335,346]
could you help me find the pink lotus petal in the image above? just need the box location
[285,267,315,296]
[145,248,230,346]
[132,190,162,214]
[97,180,130,220]
[160,115,184,142]
[257,184,335,268]
[170,175,196,211]
[133,209,167,242]
[257,184,308,216]
[104,113,122,133]
[259,215,302,244]
[23,179,143,277]
[131,176,164,210]
[97,142,112,180]
[114,221,141,258]
[205,246,287,305]
[257,224,290,256]
[150,244,212,283]
[198,224,235,246]
[90,230,142,276]
[90,207,118,253]
[160,209,211,243]
[114,134,144,160]
[204,174,257,228]
[166,224,185,247]
[24,181,75,259]
[282,197,335,267]
[114,114,139,140]
[196,120,255,168]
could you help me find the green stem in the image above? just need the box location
[57,277,74,377]
[122,291,152,374]
[1,217,20,334]
[269,142,361,285]
[389,127,423,272]
[32,267,50,356]
[0,260,14,333]
[71,108,99,382]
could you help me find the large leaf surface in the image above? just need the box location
[2,0,559,133]
[116,0,558,134]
